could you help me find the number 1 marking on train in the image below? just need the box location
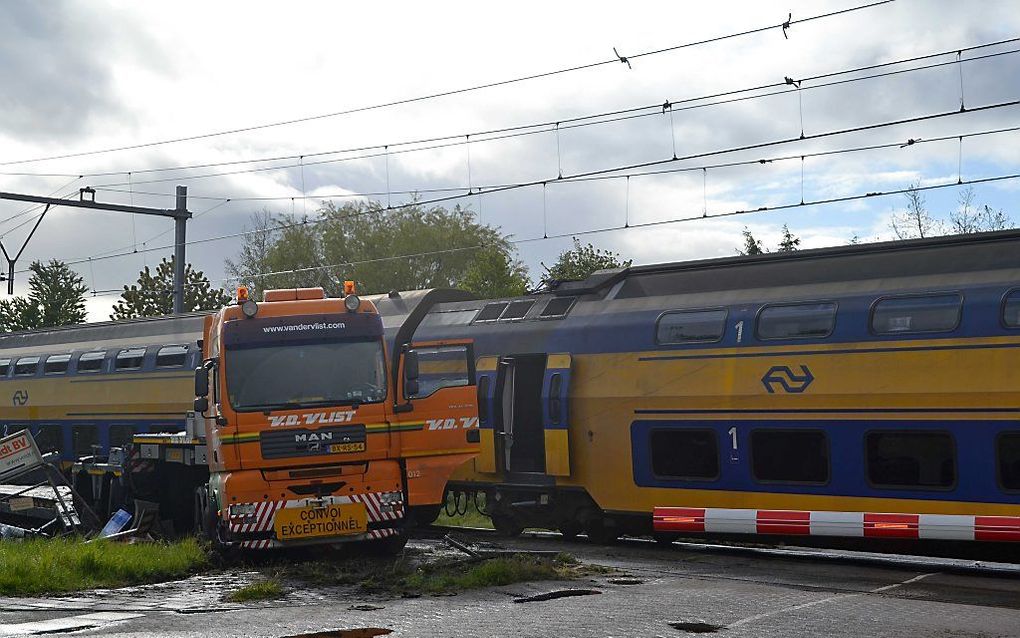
[735,321,744,343]
[728,426,739,462]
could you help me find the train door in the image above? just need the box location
[541,354,571,476]
[498,354,547,474]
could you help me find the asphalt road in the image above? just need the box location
[2,535,1019,637]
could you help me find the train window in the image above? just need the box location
[115,348,146,370]
[406,345,471,399]
[77,351,106,373]
[44,354,71,375]
[867,431,955,489]
[33,425,63,454]
[997,432,1020,491]
[72,425,100,457]
[0,358,10,377]
[474,302,508,322]
[650,429,719,480]
[540,297,576,319]
[751,430,829,483]
[109,424,136,448]
[499,300,535,321]
[420,309,479,327]
[657,309,727,344]
[156,345,188,368]
[1003,290,1020,328]
[757,302,837,340]
[871,293,962,334]
[14,357,39,376]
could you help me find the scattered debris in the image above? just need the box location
[513,589,601,603]
[608,578,644,585]
[668,621,725,634]
[282,629,392,638]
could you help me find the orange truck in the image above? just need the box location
[189,284,480,550]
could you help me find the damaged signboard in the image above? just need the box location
[0,430,43,483]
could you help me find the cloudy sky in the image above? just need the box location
[1,0,1018,321]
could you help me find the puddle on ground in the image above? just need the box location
[282,629,392,638]
[668,621,725,634]
[513,589,601,603]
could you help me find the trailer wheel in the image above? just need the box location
[492,513,524,538]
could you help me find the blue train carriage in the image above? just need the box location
[416,230,1020,544]
[0,314,205,467]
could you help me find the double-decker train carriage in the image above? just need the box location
[0,314,205,463]
[414,230,1020,543]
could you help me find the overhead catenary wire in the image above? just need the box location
[79,169,1020,299]
[78,41,1020,190]
[0,0,895,169]
[88,124,1020,204]
[24,95,1020,276]
[29,96,1020,273]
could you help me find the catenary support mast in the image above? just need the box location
[0,186,191,313]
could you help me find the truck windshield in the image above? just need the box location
[225,339,387,411]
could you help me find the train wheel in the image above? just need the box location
[492,513,524,537]
[558,521,583,541]
[585,520,620,544]
[654,532,679,546]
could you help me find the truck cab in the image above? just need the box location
[195,285,478,550]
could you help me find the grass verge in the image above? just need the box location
[434,493,493,529]
[0,537,209,596]
[290,549,602,597]
[227,578,285,602]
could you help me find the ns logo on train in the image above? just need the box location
[761,365,814,393]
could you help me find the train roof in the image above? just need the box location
[0,312,208,356]
[0,288,476,357]
[549,229,1020,299]
[416,229,1020,331]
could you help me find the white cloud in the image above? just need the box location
[0,0,1017,320]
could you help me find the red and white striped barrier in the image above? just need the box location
[653,506,1020,542]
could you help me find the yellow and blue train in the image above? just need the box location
[2,230,1018,544]
[415,230,1020,541]
[0,314,203,462]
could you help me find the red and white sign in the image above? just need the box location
[653,506,1020,542]
[0,430,44,483]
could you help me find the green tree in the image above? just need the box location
[111,256,230,319]
[777,224,801,252]
[0,260,88,332]
[460,246,530,298]
[225,200,528,298]
[540,238,630,283]
[738,227,766,255]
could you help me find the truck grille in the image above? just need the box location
[259,424,367,459]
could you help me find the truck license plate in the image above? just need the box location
[274,503,367,540]
[330,442,366,453]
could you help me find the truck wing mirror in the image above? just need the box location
[194,364,209,398]
[194,396,209,413]
[404,349,420,398]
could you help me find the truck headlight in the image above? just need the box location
[229,503,258,518]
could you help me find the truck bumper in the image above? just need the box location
[225,491,405,550]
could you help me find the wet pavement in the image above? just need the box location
[1,535,1019,637]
